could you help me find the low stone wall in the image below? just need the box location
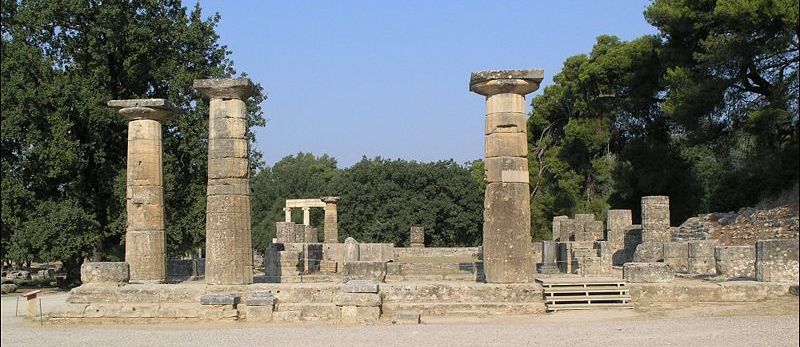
[756,239,799,282]
[166,259,205,280]
[714,246,755,279]
[623,263,673,283]
[393,247,479,261]
[630,279,794,305]
[380,282,544,316]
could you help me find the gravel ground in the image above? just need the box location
[2,293,798,347]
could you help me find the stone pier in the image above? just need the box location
[641,196,670,243]
[194,78,256,285]
[539,240,559,274]
[109,99,180,283]
[470,69,543,283]
[322,197,340,243]
[410,227,425,248]
[607,209,632,265]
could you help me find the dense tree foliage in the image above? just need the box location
[250,154,483,253]
[529,0,798,239]
[1,0,264,282]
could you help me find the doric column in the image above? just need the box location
[284,207,292,222]
[108,99,180,283]
[470,69,543,283]
[302,207,311,226]
[321,197,340,243]
[194,78,256,285]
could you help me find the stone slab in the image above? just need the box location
[623,262,674,283]
[200,293,239,305]
[80,262,129,285]
[342,261,387,283]
[342,280,379,293]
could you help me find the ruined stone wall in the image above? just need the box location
[756,239,799,282]
[714,246,756,279]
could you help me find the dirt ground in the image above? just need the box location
[1,292,798,347]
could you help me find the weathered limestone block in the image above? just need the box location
[304,225,318,243]
[200,293,239,305]
[358,243,395,262]
[340,306,380,324]
[559,218,578,242]
[607,209,632,266]
[392,311,421,324]
[319,260,338,273]
[688,240,718,275]
[195,78,255,286]
[1,284,17,294]
[484,157,529,184]
[482,182,534,283]
[334,292,381,307]
[623,263,674,283]
[557,242,573,273]
[275,222,294,243]
[552,216,568,241]
[539,241,559,274]
[756,239,800,282]
[484,133,527,157]
[575,214,594,223]
[485,112,526,134]
[580,256,606,276]
[166,258,204,279]
[293,223,306,243]
[322,196,340,243]
[344,237,360,261]
[633,242,664,263]
[410,226,425,247]
[80,262,129,285]
[342,261,387,282]
[663,241,689,273]
[715,246,756,278]
[641,196,671,243]
[343,280,379,293]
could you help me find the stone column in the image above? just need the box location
[607,209,632,266]
[194,78,256,285]
[540,240,559,273]
[641,196,671,243]
[109,99,179,283]
[470,69,543,283]
[284,207,292,223]
[552,216,568,241]
[321,196,340,243]
[302,207,311,226]
[410,227,425,248]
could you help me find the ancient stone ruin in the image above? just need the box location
[34,73,799,325]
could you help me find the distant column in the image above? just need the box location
[410,227,425,248]
[284,207,292,222]
[194,78,256,285]
[302,207,311,226]
[642,196,670,243]
[109,99,180,283]
[470,69,543,283]
[321,196,340,243]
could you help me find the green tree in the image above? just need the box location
[1,0,265,282]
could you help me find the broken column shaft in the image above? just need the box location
[470,69,543,283]
[109,99,180,283]
[194,78,256,285]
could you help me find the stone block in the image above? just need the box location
[334,292,381,306]
[483,182,534,283]
[344,237,360,261]
[293,224,306,243]
[207,157,249,179]
[1,284,17,294]
[558,219,577,242]
[688,240,718,258]
[342,261,387,282]
[633,242,664,262]
[623,225,643,263]
[245,305,273,322]
[246,292,276,307]
[410,226,425,246]
[756,239,800,282]
[319,260,338,273]
[206,195,249,214]
[80,262,129,285]
[641,196,670,243]
[607,209,633,233]
[343,280,379,293]
[623,263,674,283]
[687,257,717,275]
[484,93,526,114]
[485,112,526,134]
[200,293,239,305]
[273,310,302,322]
[304,225,318,243]
[209,118,247,140]
[552,216,568,242]
[392,310,421,324]
[663,241,689,259]
[207,178,249,196]
[484,157,529,183]
[715,246,756,279]
[485,132,527,157]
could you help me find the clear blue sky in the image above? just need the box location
[190,1,657,167]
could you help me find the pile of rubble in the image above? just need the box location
[675,203,799,245]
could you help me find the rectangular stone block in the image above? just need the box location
[663,241,689,259]
[200,293,239,305]
[127,185,163,205]
[207,178,250,196]
[246,292,276,307]
[209,118,247,139]
[304,225,318,243]
[689,240,718,258]
[623,262,674,283]
[208,138,248,159]
[319,259,338,273]
[485,132,528,158]
[127,119,161,140]
[80,262,129,284]
[343,280,379,293]
[127,155,162,186]
[664,256,689,273]
[486,93,525,114]
[715,246,755,279]
[607,209,633,232]
[392,311,421,324]
[126,201,164,231]
[552,216,568,242]
[687,257,716,275]
[275,222,294,243]
[484,157,529,183]
[293,224,306,243]
[206,212,249,231]
[756,239,800,282]
[558,219,577,242]
[340,305,380,324]
[342,261,387,283]
[245,305,273,322]
[206,195,250,214]
[208,157,249,179]
[483,182,534,283]
[485,112,526,134]
[334,292,381,306]
[633,242,664,263]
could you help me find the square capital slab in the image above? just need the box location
[193,78,256,99]
[108,99,181,122]
[469,69,544,96]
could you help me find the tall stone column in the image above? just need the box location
[607,209,632,265]
[194,78,256,285]
[470,69,543,283]
[321,196,340,243]
[109,99,180,283]
[284,207,292,222]
[302,207,311,226]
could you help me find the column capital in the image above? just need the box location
[469,69,544,96]
[193,78,255,99]
[301,206,311,211]
[283,207,292,211]
[320,196,340,204]
[108,99,181,122]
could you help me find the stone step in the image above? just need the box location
[545,294,631,302]
[382,302,545,317]
[385,273,478,282]
[546,302,634,312]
